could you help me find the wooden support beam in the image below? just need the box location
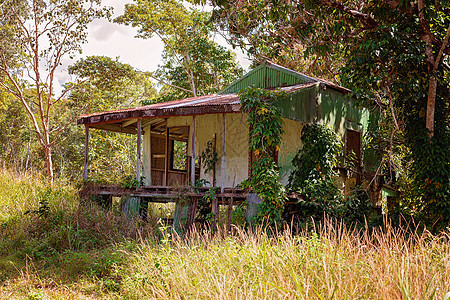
[90,123,137,134]
[146,129,152,185]
[136,119,142,183]
[212,133,216,187]
[151,120,166,131]
[221,114,226,192]
[141,119,154,128]
[191,115,196,185]
[123,118,137,128]
[83,126,89,179]
[164,125,169,186]
[212,195,218,228]
[228,195,233,232]
[187,197,198,230]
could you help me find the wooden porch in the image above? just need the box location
[80,184,247,229]
[80,184,304,229]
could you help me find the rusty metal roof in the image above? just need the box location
[79,93,240,119]
[77,83,318,130]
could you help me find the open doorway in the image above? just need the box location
[150,125,198,186]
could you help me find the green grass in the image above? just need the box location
[0,169,449,299]
[0,169,78,220]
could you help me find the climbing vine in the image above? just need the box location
[288,124,343,220]
[239,86,287,226]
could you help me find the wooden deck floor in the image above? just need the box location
[80,184,248,204]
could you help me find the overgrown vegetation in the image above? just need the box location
[288,124,343,219]
[207,0,450,233]
[239,86,287,226]
[286,124,377,228]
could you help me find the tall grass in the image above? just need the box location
[0,169,78,220]
[0,169,448,299]
[119,222,450,299]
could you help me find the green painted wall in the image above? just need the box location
[219,62,381,172]
[273,84,381,171]
[273,83,320,124]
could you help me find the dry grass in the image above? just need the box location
[118,222,450,299]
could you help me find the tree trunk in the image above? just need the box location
[44,145,54,184]
[426,76,437,135]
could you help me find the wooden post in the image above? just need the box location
[136,119,142,183]
[212,133,216,187]
[191,115,196,185]
[228,194,233,231]
[187,197,198,230]
[164,126,169,186]
[221,114,226,192]
[83,126,89,179]
[146,129,152,185]
[212,114,226,229]
[212,194,218,229]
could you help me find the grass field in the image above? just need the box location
[0,169,449,299]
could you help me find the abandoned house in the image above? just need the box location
[78,61,380,226]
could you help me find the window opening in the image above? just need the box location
[171,139,187,171]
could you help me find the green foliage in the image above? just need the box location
[25,187,52,218]
[288,124,342,192]
[120,175,142,189]
[199,186,220,225]
[172,140,187,170]
[154,30,244,100]
[287,124,343,221]
[239,86,287,226]
[0,170,449,298]
[400,123,450,231]
[64,56,157,183]
[341,186,381,228]
[68,56,157,110]
[0,0,112,182]
[69,56,137,91]
[116,0,243,100]
[231,201,247,226]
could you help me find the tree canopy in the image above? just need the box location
[116,0,243,102]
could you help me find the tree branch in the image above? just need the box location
[433,22,450,72]
[144,72,192,94]
[320,0,378,30]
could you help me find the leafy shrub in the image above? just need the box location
[288,124,343,221]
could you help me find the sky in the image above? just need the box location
[56,0,252,91]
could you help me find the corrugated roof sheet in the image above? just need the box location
[78,83,318,126]
[220,61,350,94]
[79,94,240,119]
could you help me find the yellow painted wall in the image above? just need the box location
[222,113,249,188]
[279,118,304,185]
[195,114,223,187]
[142,113,249,188]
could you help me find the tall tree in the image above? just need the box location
[0,0,110,183]
[207,0,450,229]
[115,0,243,101]
[66,56,157,182]
[68,55,156,110]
